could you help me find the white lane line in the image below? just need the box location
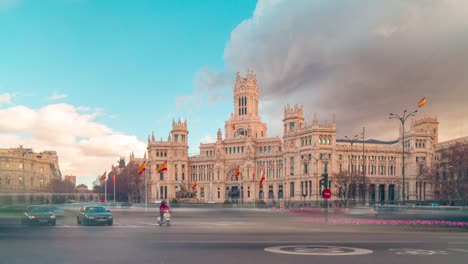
[137,222,159,226]
[448,248,468,253]
[440,237,468,239]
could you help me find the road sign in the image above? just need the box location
[100,198,104,202]
[322,189,331,199]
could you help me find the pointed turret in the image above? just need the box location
[152,131,155,142]
[217,128,222,142]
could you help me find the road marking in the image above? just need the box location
[265,245,373,256]
[137,222,159,226]
[448,248,468,253]
[389,249,448,256]
[440,237,468,239]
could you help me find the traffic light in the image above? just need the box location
[320,173,328,189]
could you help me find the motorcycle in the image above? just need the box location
[157,209,171,226]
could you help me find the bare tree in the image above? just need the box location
[333,170,351,202]
[420,142,468,204]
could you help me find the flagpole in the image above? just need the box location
[104,175,107,204]
[254,172,256,209]
[113,169,116,204]
[145,165,148,210]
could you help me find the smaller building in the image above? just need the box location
[64,175,76,188]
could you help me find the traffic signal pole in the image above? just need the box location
[321,172,329,223]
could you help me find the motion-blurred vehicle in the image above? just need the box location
[21,205,56,226]
[46,205,65,217]
[77,206,113,226]
[157,209,171,226]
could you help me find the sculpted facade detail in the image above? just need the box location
[143,71,456,204]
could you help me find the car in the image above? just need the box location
[46,205,65,217]
[77,206,113,226]
[21,205,56,226]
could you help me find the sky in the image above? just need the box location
[1,0,467,187]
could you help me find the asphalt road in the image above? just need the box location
[1,208,468,264]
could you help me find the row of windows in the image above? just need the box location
[319,135,332,145]
[0,176,47,186]
[0,162,45,172]
[343,164,396,176]
[205,150,214,157]
[173,134,186,143]
[415,139,427,149]
[301,137,312,146]
[155,150,168,157]
[340,155,397,161]
[190,164,214,170]
[225,146,245,154]
[259,146,272,153]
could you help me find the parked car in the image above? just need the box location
[21,205,56,226]
[77,206,113,226]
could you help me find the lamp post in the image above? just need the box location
[362,127,366,206]
[18,145,27,203]
[345,135,359,203]
[390,109,418,204]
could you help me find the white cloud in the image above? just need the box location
[196,0,468,141]
[0,103,146,185]
[0,93,15,105]
[48,92,68,100]
[0,0,22,11]
[200,135,215,144]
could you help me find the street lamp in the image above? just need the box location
[17,145,28,203]
[389,109,418,204]
[345,135,359,203]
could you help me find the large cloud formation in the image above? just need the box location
[0,103,146,185]
[197,0,468,141]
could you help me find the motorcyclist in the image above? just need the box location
[159,200,171,222]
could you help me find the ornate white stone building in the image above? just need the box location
[144,71,449,204]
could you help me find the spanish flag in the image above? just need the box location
[418,97,426,108]
[137,161,146,175]
[191,181,198,190]
[235,165,240,178]
[99,171,107,181]
[259,172,265,188]
[157,161,168,173]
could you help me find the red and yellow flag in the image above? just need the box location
[112,174,116,184]
[259,172,266,188]
[418,97,426,108]
[191,181,198,190]
[137,161,146,175]
[235,165,240,178]
[99,171,106,181]
[157,161,168,173]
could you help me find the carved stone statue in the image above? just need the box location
[175,181,199,202]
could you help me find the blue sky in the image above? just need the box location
[0,0,256,185]
[1,0,467,186]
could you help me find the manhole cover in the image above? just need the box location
[264,245,373,256]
